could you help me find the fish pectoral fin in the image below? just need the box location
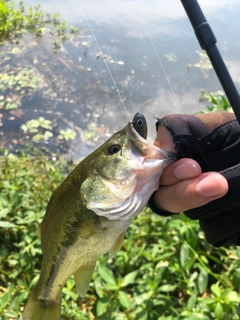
[74,261,97,297]
[108,232,125,259]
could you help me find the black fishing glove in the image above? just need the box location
[149,111,240,247]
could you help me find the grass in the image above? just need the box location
[0,92,240,319]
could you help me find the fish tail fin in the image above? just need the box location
[22,291,61,320]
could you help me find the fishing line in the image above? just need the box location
[135,3,211,170]
[137,12,180,112]
[77,0,129,116]
[135,4,184,114]
[77,1,210,169]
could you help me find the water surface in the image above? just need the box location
[2,0,240,158]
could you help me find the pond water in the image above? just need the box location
[1,0,240,159]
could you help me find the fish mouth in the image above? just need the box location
[126,113,175,159]
[131,112,148,139]
[126,113,150,148]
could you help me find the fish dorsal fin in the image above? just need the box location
[108,232,125,259]
[74,261,97,297]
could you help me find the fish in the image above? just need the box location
[22,112,175,320]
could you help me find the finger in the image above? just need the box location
[153,172,228,213]
[160,158,202,186]
[154,124,176,152]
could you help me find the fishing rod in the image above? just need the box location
[181,2,240,316]
[180,0,240,124]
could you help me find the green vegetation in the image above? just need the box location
[199,90,234,113]
[0,66,40,110]
[20,117,76,142]
[0,150,69,318]
[164,53,178,62]
[0,94,240,319]
[188,51,213,78]
[0,0,78,44]
[0,1,239,319]
[0,1,45,40]
[0,0,79,151]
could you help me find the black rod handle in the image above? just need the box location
[181,0,240,123]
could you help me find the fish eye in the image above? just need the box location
[136,119,143,127]
[108,144,121,155]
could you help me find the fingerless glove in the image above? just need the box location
[150,111,240,246]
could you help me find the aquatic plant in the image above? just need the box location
[0,0,78,44]
[187,50,213,78]
[0,66,40,110]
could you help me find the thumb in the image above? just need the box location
[153,172,228,213]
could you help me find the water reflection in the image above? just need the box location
[2,0,240,159]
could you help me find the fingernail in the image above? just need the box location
[196,174,227,197]
[174,160,200,180]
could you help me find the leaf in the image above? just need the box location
[118,291,132,309]
[98,265,116,285]
[94,278,104,298]
[187,293,197,311]
[158,284,177,292]
[96,298,108,316]
[232,273,240,288]
[103,283,118,291]
[0,221,16,228]
[180,243,189,267]
[43,131,53,140]
[134,309,148,320]
[223,290,240,303]
[0,208,9,219]
[211,283,221,298]
[5,102,18,110]
[0,284,14,308]
[214,302,224,320]
[9,291,28,310]
[198,270,208,294]
[4,311,18,318]
[135,291,153,305]
[120,270,138,287]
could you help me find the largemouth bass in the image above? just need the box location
[23,113,175,320]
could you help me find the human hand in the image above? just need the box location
[149,111,240,246]
[151,124,228,213]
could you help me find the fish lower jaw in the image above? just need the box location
[135,157,174,176]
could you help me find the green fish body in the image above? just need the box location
[23,113,175,320]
